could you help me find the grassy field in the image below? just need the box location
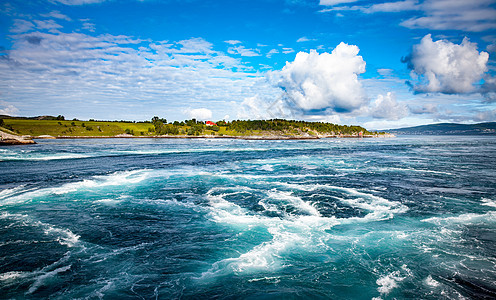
[1,119,156,137]
[0,119,244,137]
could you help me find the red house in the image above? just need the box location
[206,121,217,126]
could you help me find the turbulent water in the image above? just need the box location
[0,136,495,299]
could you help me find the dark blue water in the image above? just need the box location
[0,136,495,299]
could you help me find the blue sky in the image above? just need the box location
[1,0,495,129]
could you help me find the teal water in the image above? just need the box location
[0,136,495,299]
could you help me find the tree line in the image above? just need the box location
[150,117,370,136]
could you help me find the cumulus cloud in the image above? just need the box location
[370,92,408,120]
[187,108,212,120]
[0,101,19,116]
[269,43,366,114]
[404,34,489,94]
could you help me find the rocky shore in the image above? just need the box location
[0,131,36,145]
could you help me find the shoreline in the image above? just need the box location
[46,134,389,140]
[1,131,394,145]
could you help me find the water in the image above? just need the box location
[0,136,495,299]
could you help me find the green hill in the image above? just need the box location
[388,122,496,135]
[0,116,375,138]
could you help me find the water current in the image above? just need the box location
[0,136,495,299]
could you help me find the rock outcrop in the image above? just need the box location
[0,130,36,145]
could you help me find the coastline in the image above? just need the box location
[46,134,392,140]
[1,130,394,145]
[0,131,36,145]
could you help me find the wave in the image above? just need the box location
[0,146,277,162]
[0,169,151,206]
[481,198,496,208]
[0,153,90,161]
[201,182,407,279]
[421,211,496,226]
[0,212,81,248]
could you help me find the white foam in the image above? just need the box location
[422,211,496,225]
[202,180,409,278]
[27,265,71,294]
[259,164,274,172]
[0,212,81,248]
[374,167,453,176]
[0,185,26,199]
[276,182,407,222]
[0,153,89,161]
[93,198,123,205]
[0,271,28,281]
[0,169,151,206]
[202,186,345,279]
[44,226,80,247]
[481,198,496,208]
[376,271,405,295]
[424,275,440,287]
[265,189,320,217]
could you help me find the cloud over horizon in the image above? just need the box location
[404,34,489,94]
[0,26,270,120]
[269,44,367,114]
[187,108,213,120]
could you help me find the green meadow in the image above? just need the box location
[1,118,373,138]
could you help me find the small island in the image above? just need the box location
[0,115,391,143]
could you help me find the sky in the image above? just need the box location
[0,0,495,129]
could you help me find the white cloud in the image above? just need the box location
[377,68,394,76]
[236,95,296,120]
[401,0,496,32]
[296,36,316,43]
[82,22,96,32]
[33,20,63,31]
[0,27,276,120]
[266,49,279,58]
[370,92,408,120]
[482,76,496,102]
[367,0,420,13]
[224,40,241,45]
[405,34,489,94]
[187,108,212,120]
[10,19,34,33]
[409,103,439,114]
[320,0,420,13]
[227,46,260,57]
[269,43,366,113]
[319,0,358,6]
[282,48,295,54]
[321,0,496,32]
[474,109,496,122]
[0,101,19,116]
[41,11,72,21]
[52,0,107,5]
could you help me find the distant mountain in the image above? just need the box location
[387,122,496,135]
